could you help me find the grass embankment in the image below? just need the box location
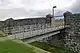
[0,40,35,53]
[0,38,50,53]
[0,30,50,53]
[30,41,75,53]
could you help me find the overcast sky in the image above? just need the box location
[0,0,78,20]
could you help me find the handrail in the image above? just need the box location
[7,26,66,39]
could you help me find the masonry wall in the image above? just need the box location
[40,29,65,47]
[64,11,80,53]
[0,15,52,35]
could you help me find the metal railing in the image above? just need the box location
[7,26,65,39]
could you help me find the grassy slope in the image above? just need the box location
[0,30,50,53]
[0,37,50,53]
[30,41,74,53]
[13,40,50,53]
[0,40,35,53]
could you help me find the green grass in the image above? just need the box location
[30,41,75,53]
[0,40,35,53]
[0,39,50,53]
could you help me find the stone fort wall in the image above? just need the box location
[0,14,53,35]
[64,11,80,53]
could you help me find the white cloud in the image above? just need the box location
[0,0,76,20]
[0,0,24,9]
[0,0,75,10]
